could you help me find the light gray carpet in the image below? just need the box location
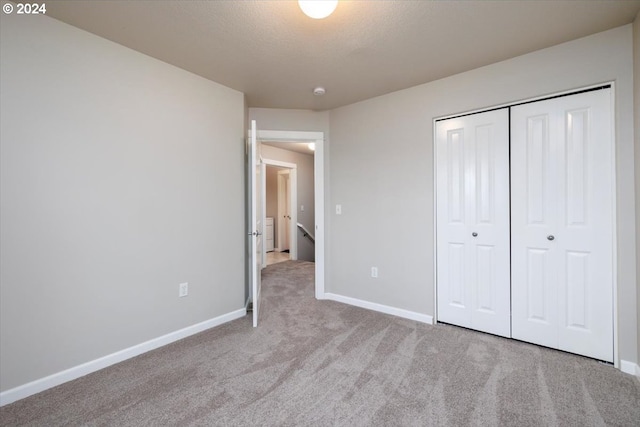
[2,260,639,426]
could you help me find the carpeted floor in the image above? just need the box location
[2,260,640,426]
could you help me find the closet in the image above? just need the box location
[435,88,614,362]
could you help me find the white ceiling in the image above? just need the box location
[46,0,640,111]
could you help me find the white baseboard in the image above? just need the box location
[0,308,246,407]
[324,293,433,325]
[620,359,640,378]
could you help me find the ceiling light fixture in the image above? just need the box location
[308,143,316,151]
[298,0,338,19]
[313,86,326,96]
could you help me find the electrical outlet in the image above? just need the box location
[179,282,188,297]
[336,204,342,215]
[300,205,305,212]
[371,267,378,278]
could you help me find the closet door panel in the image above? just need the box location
[442,128,469,314]
[511,110,559,348]
[436,109,510,337]
[437,121,472,328]
[470,117,511,337]
[511,89,613,362]
[520,246,557,347]
[556,90,613,362]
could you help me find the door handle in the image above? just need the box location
[472,232,478,237]
[547,235,555,241]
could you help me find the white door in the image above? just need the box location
[249,120,263,327]
[260,162,267,266]
[284,174,290,250]
[436,109,511,337]
[511,89,613,362]
[277,170,291,253]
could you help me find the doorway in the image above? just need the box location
[248,126,324,327]
[263,161,297,266]
[255,129,325,298]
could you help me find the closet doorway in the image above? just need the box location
[435,86,615,363]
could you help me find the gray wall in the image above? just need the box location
[0,13,245,392]
[634,12,640,372]
[249,109,330,134]
[328,25,638,366]
[261,145,315,262]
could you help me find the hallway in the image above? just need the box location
[266,251,290,266]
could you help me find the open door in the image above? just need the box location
[277,170,291,254]
[249,120,263,327]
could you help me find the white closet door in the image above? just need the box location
[511,89,613,362]
[436,109,511,337]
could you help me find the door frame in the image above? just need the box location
[257,130,326,299]
[432,82,618,367]
[263,159,298,260]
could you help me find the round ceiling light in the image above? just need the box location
[298,0,338,19]
[313,86,326,96]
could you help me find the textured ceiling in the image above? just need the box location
[46,0,640,111]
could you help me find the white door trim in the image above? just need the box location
[432,82,618,367]
[264,159,298,169]
[608,82,618,369]
[257,130,325,299]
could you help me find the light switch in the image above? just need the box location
[300,205,304,212]
[336,204,342,215]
